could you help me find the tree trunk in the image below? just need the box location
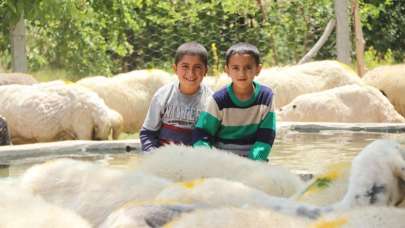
[299,19,336,64]
[10,13,28,73]
[256,0,267,23]
[335,0,352,65]
[353,0,366,77]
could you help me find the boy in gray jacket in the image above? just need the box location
[140,42,213,151]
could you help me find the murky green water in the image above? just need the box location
[271,130,404,174]
[1,131,404,177]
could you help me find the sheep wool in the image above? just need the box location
[256,60,362,108]
[134,144,304,198]
[100,201,198,228]
[77,69,174,133]
[277,84,405,123]
[311,207,405,228]
[293,162,351,206]
[166,207,310,228]
[0,182,91,228]
[0,72,38,86]
[362,64,405,118]
[0,83,123,144]
[155,177,324,219]
[19,158,173,226]
[337,139,405,209]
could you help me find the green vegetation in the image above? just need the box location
[1,0,404,79]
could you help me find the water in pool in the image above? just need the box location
[1,130,404,177]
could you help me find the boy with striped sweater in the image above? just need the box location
[192,43,276,161]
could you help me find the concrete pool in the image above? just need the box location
[1,122,404,177]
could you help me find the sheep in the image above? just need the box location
[277,84,405,123]
[0,115,11,145]
[99,201,199,228]
[77,69,174,133]
[14,139,405,225]
[257,60,363,108]
[204,61,362,108]
[0,72,38,86]
[311,206,405,228]
[155,178,281,208]
[337,139,405,209]
[0,182,90,228]
[155,140,405,220]
[0,83,123,144]
[19,158,173,226]
[292,162,351,206]
[133,144,304,198]
[166,207,310,228]
[202,73,231,92]
[155,177,324,219]
[362,64,405,118]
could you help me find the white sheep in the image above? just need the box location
[166,207,310,228]
[77,69,174,133]
[292,162,351,206]
[202,73,231,92]
[337,139,405,209]
[311,206,405,228]
[204,61,362,108]
[19,158,173,226]
[0,72,38,86]
[14,139,405,225]
[155,177,324,219]
[133,144,304,198]
[257,60,362,108]
[277,84,405,123]
[0,182,91,228]
[362,64,405,118]
[155,140,405,220]
[0,83,123,144]
[99,201,198,228]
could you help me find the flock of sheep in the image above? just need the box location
[0,61,405,226]
[0,60,404,145]
[0,139,404,227]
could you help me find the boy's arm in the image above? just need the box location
[192,98,221,148]
[140,92,164,152]
[249,100,276,161]
[140,127,160,152]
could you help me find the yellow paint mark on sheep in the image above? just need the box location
[180,179,205,189]
[63,80,74,84]
[300,162,350,196]
[163,219,175,228]
[310,217,348,228]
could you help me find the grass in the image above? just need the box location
[117,132,139,140]
[31,68,82,82]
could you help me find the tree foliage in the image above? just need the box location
[0,0,403,77]
[361,0,405,62]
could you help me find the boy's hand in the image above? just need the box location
[193,140,212,148]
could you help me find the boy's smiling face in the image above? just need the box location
[173,54,207,95]
[225,53,261,92]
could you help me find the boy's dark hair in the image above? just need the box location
[225,42,260,65]
[175,42,208,66]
